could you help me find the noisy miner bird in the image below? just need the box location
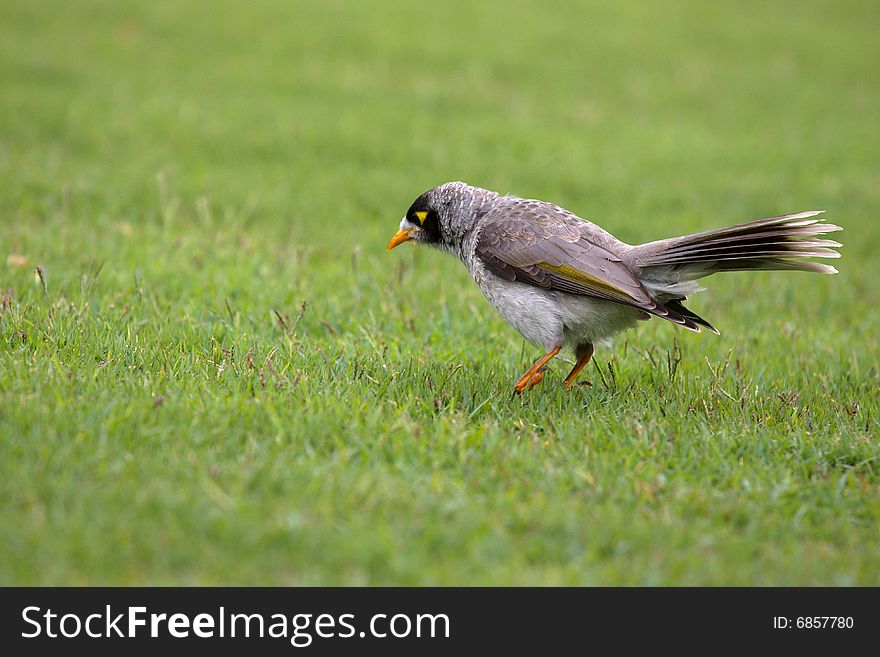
[387,182,841,394]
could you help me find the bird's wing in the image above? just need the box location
[474,208,658,311]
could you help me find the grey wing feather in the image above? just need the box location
[473,205,705,330]
[475,214,650,304]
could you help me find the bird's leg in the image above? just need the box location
[563,342,594,390]
[514,347,561,395]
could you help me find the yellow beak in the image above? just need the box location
[387,228,415,251]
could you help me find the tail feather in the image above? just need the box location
[659,237,842,258]
[657,246,840,264]
[691,257,839,276]
[632,210,842,333]
[643,211,832,251]
[632,211,842,278]
[667,226,842,251]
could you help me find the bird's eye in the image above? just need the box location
[414,211,428,225]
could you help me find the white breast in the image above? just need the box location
[476,273,567,349]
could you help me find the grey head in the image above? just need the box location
[387,181,497,254]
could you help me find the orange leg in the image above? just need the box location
[563,343,594,390]
[514,347,561,395]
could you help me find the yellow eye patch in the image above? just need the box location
[414,211,428,224]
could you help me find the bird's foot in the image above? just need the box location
[514,366,548,395]
[513,375,531,396]
[513,347,561,395]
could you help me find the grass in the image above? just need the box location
[1,0,878,585]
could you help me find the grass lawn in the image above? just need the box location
[1,0,878,585]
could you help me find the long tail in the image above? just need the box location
[629,211,842,334]
[632,211,842,276]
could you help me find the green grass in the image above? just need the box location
[1,0,878,585]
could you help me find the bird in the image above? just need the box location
[386,182,842,394]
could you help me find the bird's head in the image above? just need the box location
[387,181,492,253]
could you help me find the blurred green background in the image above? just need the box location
[1,0,878,584]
